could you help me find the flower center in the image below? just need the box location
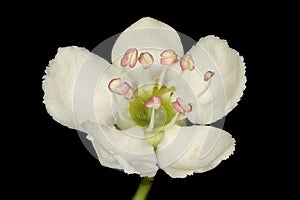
[129,79,176,131]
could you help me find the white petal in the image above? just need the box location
[42,46,111,129]
[81,121,158,177]
[177,35,246,124]
[157,125,235,178]
[111,17,183,63]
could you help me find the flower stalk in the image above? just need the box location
[132,177,154,200]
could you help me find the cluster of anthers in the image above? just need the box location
[108,48,215,134]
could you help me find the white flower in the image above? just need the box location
[42,17,246,178]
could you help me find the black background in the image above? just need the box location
[4,1,295,199]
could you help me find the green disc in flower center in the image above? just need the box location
[129,79,176,129]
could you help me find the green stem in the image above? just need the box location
[132,177,154,200]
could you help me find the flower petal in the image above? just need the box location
[157,125,235,178]
[166,35,246,124]
[196,36,245,123]
[111,17,184,63]
[81,121,158,177]
[42,46,111,129]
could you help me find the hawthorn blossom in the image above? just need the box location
[42,17,246,178]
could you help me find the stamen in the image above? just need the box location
[108,78,135,100]
[108,78,129,95]
[172,97,192,115]
[138,52,154,69]
[158,67,168,87]
[159,49,178,89]
[196,81,211,98]
[160,49,179,66]
[197,71,215,98]
[123,84,135,100]
[180,54,194,71]
[204,71,215,81]
[121,48,138,68]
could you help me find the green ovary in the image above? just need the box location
[129,80,176,129]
